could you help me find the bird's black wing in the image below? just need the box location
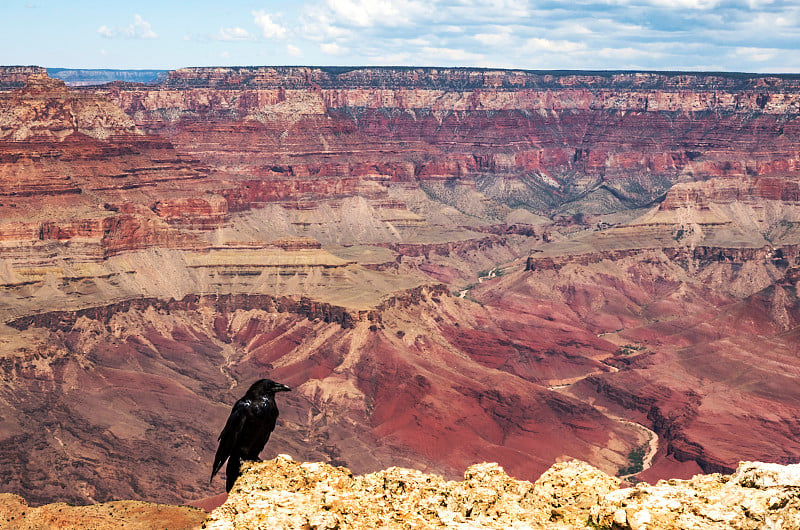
[211,398,251,481]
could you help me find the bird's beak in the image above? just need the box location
[278,384,291,392]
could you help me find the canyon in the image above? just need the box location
[0,65,799,510]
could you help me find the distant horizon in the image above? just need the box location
[36,65,800,78]
[2,1,799,73]
[16,64,799,88]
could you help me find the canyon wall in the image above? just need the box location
[101,67,800,216]
[1,66,800,508]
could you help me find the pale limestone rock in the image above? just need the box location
[734,461,800,488]
[204,456,605,529]
[204,457,800,530]
[591,461,800,530]
[528,460,620,526]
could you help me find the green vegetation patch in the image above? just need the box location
[617,444,648,476]
[617,343,646,356]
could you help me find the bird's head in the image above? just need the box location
[247,378,292,397]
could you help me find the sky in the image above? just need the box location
[2,0,800,72]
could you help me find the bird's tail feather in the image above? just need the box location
[211,456,224,483]
[225,452,242,493]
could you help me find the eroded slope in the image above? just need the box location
[1,67,800,507]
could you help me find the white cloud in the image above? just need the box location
[325,0,430,27]
[525,38,586,53]
[299,11,352,42]
[732,46,777,62]
[745,0,775,7]
[369,51,413,64]
[321,42,348,55]
[97,14,157,39]
[650,0,721,8]
[405,37,432,47]
[253,10,287,39]
[736,11,797,33]
[483,0,530,18]
[287,44,303,57]
[216,27,254,41]
[590,46,668,62]
[559,23,593,36]
[435,0,530,23]
[608,0,721,8]
[573,17,648,38]
[134,15,158,39]
[420,46,485,64]
[210,0,799,72]
[474,27,514,47]
[98,25,115,38]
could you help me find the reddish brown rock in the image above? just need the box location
[486,247,800,482]
[98,67,800,218]
[659,177,800,210]
[0,66,47,89]
[1,66,800,511]
[0,287,641,506]
[0,493,206,529]
[151,195,228,229]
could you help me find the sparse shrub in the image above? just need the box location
[617,444,647,476]
[618,344,646,356]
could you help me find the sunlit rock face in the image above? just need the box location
[106,67,800,216]
[204,456,800,530]
[0,493,206,530]
[3,457,799,529]
[204,455,620,529]
[1,67,800,508]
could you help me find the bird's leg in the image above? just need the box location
[242,450,262,462]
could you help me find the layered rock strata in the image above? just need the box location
[2,66,800,508]
[0,284,638,506]
[0,66,47,89]
[481,252,800,481]
[0,73,224,268]
[102,67,800,216]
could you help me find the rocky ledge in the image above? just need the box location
[204,455,800,529]
[0,493,205,530]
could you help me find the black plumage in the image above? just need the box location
[211,378,291,492]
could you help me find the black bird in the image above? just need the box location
[211,378,291,492]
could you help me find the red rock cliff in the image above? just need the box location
[98,67,800,214]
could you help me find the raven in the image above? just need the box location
[211,379,291,492]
